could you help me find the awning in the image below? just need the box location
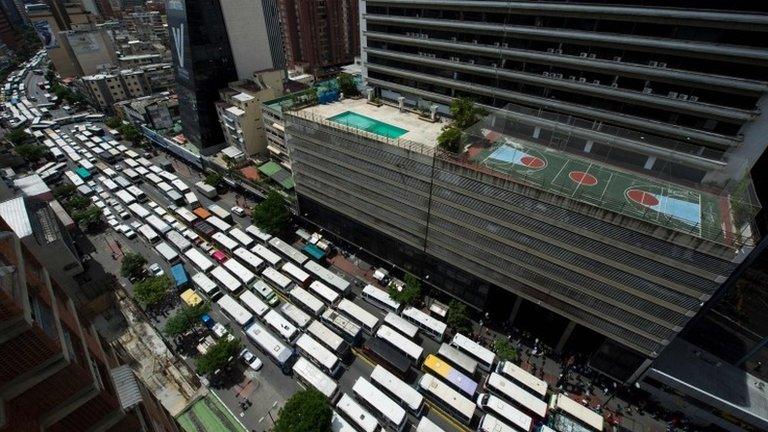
[258,161,294,190]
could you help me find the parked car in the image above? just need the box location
[231,206,246,217]
[239,349,263,371]
[148,263,164,277]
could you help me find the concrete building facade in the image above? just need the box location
[219,0,285,80]
[77,68,151,109]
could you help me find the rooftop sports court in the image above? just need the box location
[464,127,744,244]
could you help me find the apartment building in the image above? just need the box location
[77,68,151,110]
[114,92,179,130]
[219,0,285,80]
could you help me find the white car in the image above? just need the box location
[148,263,164,277]
[129,220,143,230]
[172,221,185,232]
[119,210,131,220]
[239,349,263,371]
[211,323,235,341]
[117,225,137,239]
[107,217,119,229]
[94,200,106,209]
[154,207,168,217]
[147,201,158,209]
[231,206,246,217]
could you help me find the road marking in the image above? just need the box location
[424,400,471,432]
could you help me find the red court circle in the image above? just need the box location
[520,155,546,169]
[626,189,660,206]
[568,171,598,186]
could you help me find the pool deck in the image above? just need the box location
[299,98,444,148]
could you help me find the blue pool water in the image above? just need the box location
[328,111,408,139]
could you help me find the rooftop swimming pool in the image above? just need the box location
[328,111,408,139]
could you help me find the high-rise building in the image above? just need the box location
[277,0,359,78]
[285,2,768,384]
[0,217,179,431]
[167,0,237,154]
[0,2,21,50]
[219,0,285,80]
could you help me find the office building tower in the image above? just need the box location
[0,1,21,50]
[278,0,359,78]
[220,0,285,80]
[167,0,237,154]
[285,2,768,383]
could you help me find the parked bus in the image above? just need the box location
[127,185,147,202]
[281,262,311,287]
[262,266,292,291]
[478,394,533,432]
[166,230,192,252]
[362,338,410,380]
[212,232,238,252]
[296,334,342,377]
[228,227,254,248]
[280,303,311,329]
[377,325,423,362]
[496,361,548,399]
[167,190,184,206]
[206,216,232,232]
[171,178,190,193]
[331,411,356,432]
[252,280,279,306]
[232,248,264,272]
[252,244,281,266]
[268,237,308,265]
[207,204,232,222]
[210,266,243,293]
[124,168,141,183]
[337,299,378,334]
[290,286,325,316]
[438,343,478,377]
[184,248,214,273]
[361,284,401,313]
[154,242,179,263]
[307,321,348,356]
[370,365,424,415]
[145,215,171,235]
[309,281,340,306]
[217,294,253,327]
[352,378,407,432]
[401,307,446,342]
[451,333,496,372]
[336,394,378,432]
[175,207,198,224]
[223,258,255,286]
[293,357,338,399]
[184,192,199,207]
[416,417,446,432]
[383,312,418,339]
[239,290,270,318]
[548,393,603,431]
[321,309,362,345]
[192,207,211,220]
[485,373,548,419]
[245,322,293,370]
[263,309,299,344]
[138,225,160,243]
[129,203,151,219]
[245,225,272,243]
[303,260,350,294]
[422,354,477,396]
[477,414,520,432]
[192,272,219,299]
[418,373,476,425]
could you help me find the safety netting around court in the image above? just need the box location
[444,107,760,248]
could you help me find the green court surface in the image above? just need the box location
[469,130,728,242]
[176,393,246,432]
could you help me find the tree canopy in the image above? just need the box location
[6,128,30,145]
[53,183,76,200]
[105,116,123,129]
[338,73,360,97]
[388,273,422,306]
[274,389,332,432]
[118,123,142,144]
[120,253,147,280]
[447,299,473,334]
[72,206,102,232]
[14,143,48,163]
[493,337,519,362]
[196,337,242,376]
[133,275,171,308]
[437,125,463,153]
[450,97,484,129]
[252,190,290,236]
[204,172,224,188]
[164,302,211,337]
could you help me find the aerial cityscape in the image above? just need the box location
[0,1,765,432]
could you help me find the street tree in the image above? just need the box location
[14,143,48,163]
[195,337,242,376]
[118,123,142,144]
[388,273,422,306]
[72,206,102,232]
[164,302,211,337]
[493,337,519,362]
[53,183,76,200]
[204,172,224,188]
[274,389,332,432]
[64,194,91,212]
[120,253,147,280]
[6,128,30,145]
[252,190,290,236]
[105,116,123,129]
[447,299,473,334]
[133,275,171,308]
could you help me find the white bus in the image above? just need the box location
[157,181,173,194]
[252,280,279,306]
[290,286,325,316]
[264,309,299,344]
[184,248,214,273]
[212,232,238,252]
[438,343,478,377]
[252,244,281,266]
[416,417,446,432]
[206,216,232,232]
[296,334,342,377]
[321,309,362,344]
[401,307,447,342]
[238,290,269,318]
[145,173,162,184]
[232,248,264,272]
[184,192,199,207]
[361,284,401,313]
[281,262,311,287]
[496,360,548,399]
[210,266,243,293]
[307,321,347,356]
[303,261,350,294]
[138,224,160,243]
[228,227,254,248]
[486,373,548,419]
[245,225,272,243]
[115,190,136,206]
[207,204,232,221]
[418,373,476,424]
[337,299,379,334]
[192,272,219,299]
[127,185,146,202]
[129,203,151,219]
[245,322,293,368]
[477,393,533,432]
[383,312,418,339]
[145,215,171,235]
[370,365,424,415]
[166,230,192,252]
[308,281,340,306]
[280,303,311,329]
[376,325,423,362]
[268,237,308,265]
[217,294,253,327]
[154,242,179,263]
[549,393,603,431]
[336,394,378,432]
[262,266,292,291]
[477,414,520,432]
[451,333,496,372]
[352,378,407,432]
[293,357,338,399]
[171,178,190,193]
[223,258,255,286]
[175,207,198,224]
[331,411,356,432]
